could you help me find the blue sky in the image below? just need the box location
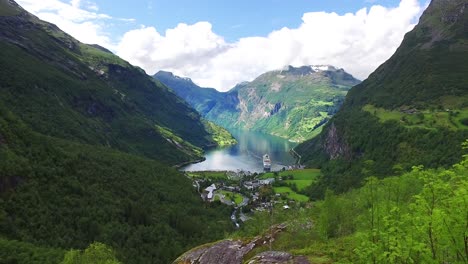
[18,0,427,91]
[95,0,421,41]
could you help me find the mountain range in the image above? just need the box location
[155,65,360,142]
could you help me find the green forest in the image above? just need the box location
[0,104,232,263]
[233,141,468,263]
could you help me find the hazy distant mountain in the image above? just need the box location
[155,65,360,142]
[154,71,227,115]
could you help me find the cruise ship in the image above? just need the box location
[263,154,271,171]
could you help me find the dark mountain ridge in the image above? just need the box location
[0,0,223,165]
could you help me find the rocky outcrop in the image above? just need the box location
[173,224,288,264]
[246,251,310,264]
[323,123,351,160]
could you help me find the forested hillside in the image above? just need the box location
[227,142,468,263]
[0,1,233,263]
[0,0,227,165]
[296,0,468,196]
[0,104,232,263]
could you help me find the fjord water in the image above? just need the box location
[183,130,298,172]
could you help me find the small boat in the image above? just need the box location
[263,154,271,171]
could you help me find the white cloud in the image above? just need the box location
[117,0,424,91]
[16,0,129,49]
[16,0,424,91]
[117,22,229,78]
[70,0,80,8]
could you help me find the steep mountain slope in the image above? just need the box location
[155,66,360,142]
[0,0,222,165]
[295,0,468,196]
[0,102,232,264]
[0,1,233,263]
[154,71,226,115]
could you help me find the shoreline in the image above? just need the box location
[173,157,206,169]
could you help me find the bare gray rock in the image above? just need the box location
[246,251,311,264]
[173,224,289,264]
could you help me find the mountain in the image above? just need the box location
[154,71,226,115]
[0,1,233,263]
[155,65,360,142]
[0,0,231,166]
[295,0,468,196]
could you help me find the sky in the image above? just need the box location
[17,0,428,91]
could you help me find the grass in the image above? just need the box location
[186,171,229,180]
[363,104,468,130]
[285,180,313,190]
[78,43,126,68]
[155,125,203,157]
[262,169,320,191]
[218,190,243,205]
[273,186,309,202]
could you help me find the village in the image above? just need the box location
[185,167,319,227]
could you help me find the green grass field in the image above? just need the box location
[186,171,229,180]
[262,169,320,191]
[273,186,309,202]
[218,190,243,205]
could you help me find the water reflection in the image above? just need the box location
[183,129,298,172]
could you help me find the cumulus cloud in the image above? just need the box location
[17,0,424,91]
[17,0,130,49]
[117,0,423,91]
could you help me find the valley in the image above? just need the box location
[154,65,360,142]
[183,129,298,172]
[0,0,467,263]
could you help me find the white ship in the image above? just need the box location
[263,154,271,171]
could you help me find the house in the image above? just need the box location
[244,181,254,190]
[259,178,275,185]
[204,184,217,201]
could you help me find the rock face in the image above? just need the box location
[323,123,351,160]
[174,240,253,264]
[173,224,293,264]
[246,251,310,264]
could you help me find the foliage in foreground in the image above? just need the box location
[234,141,468,263]
[61,242,120,264]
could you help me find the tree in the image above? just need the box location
[61,242,121,264]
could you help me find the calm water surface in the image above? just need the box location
[183,130,298,172]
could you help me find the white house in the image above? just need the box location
[205,184,217,200]
[259,178,275,185]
